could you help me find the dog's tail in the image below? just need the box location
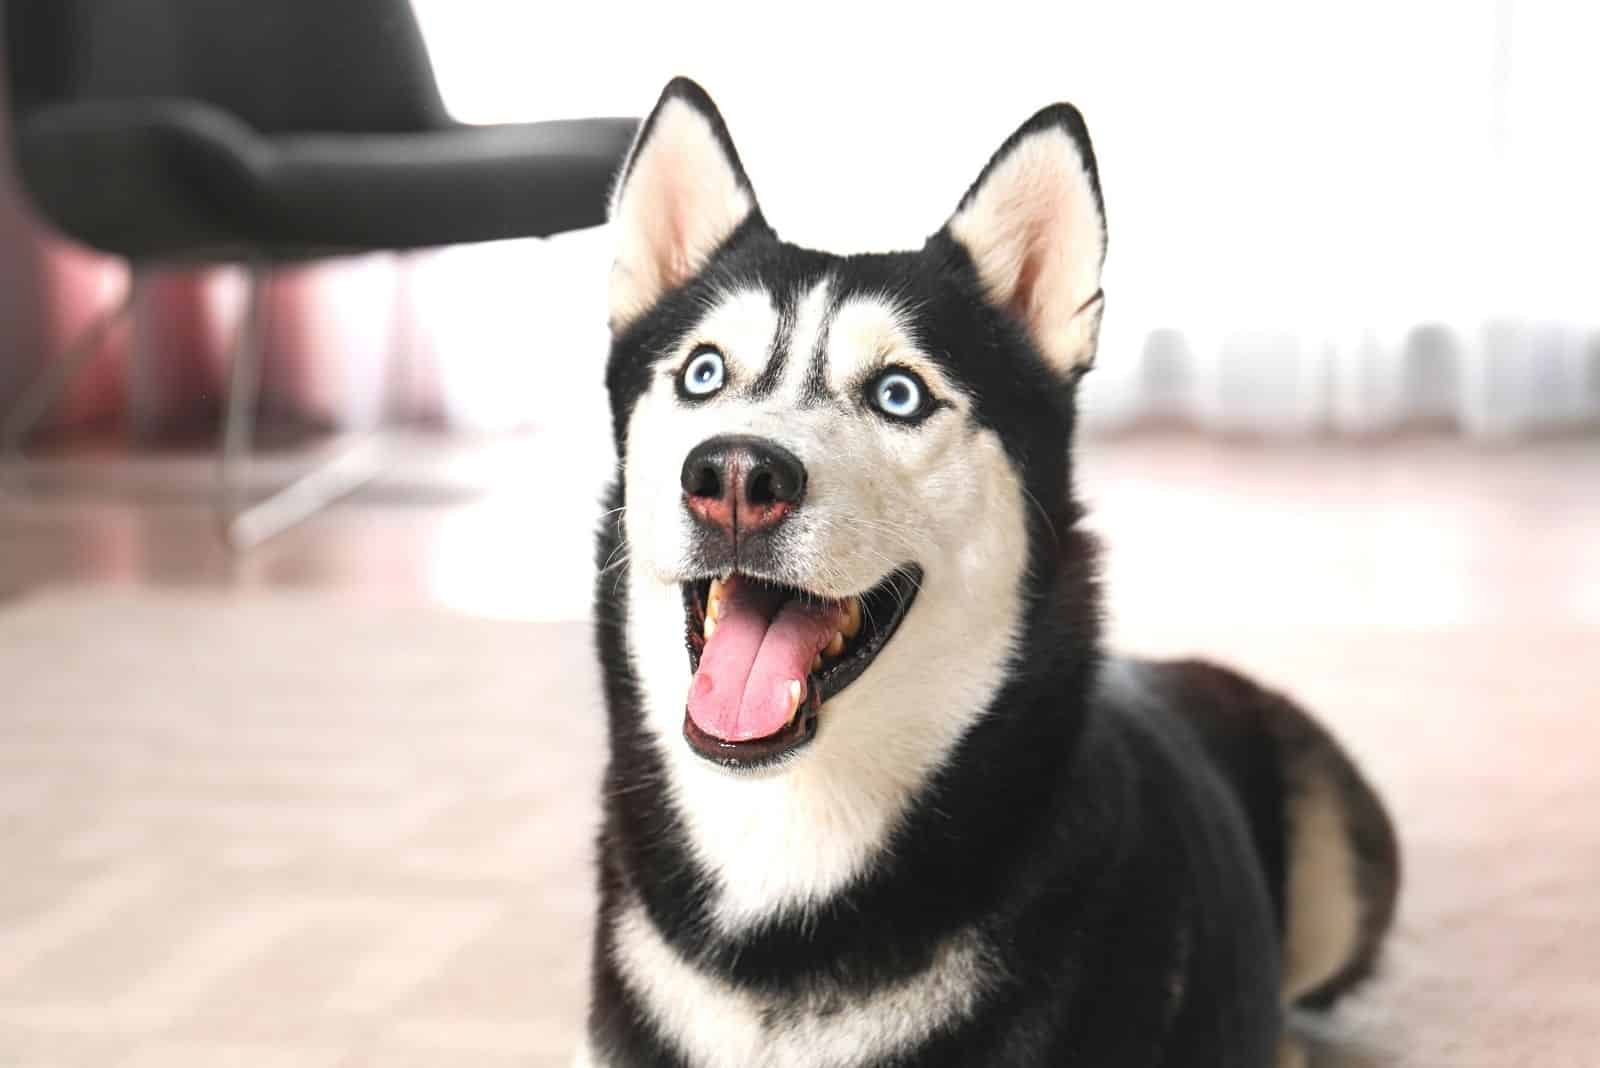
[1163,660,1401,1010]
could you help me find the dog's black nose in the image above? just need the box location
[681,435,807,535]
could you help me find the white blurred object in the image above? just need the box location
[407,0,1599,438]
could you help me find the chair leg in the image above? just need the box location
[215,265,386,551]
[1,274,140,459]
[217,266,268,521]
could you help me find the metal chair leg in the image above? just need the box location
[218,266,268,521]
[216,265,386,550]
[1,275,140,459]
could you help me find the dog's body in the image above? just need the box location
[580,79,1399,1068]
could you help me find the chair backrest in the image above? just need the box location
[4,0,448,132]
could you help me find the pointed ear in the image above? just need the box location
[943,104,1107,375]
[607,78,763,332]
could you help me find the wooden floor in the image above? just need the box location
[4,430,1596,629]
[1,431,1596,1067]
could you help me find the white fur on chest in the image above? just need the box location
[603,898,994,1068]
[627,556,1024,932]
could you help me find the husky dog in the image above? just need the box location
[580,78,1399,1068]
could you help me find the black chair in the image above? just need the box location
[1,0,636,545]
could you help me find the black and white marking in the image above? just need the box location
[580,78,1400,1068]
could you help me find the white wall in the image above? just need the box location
[408,0,1600,436]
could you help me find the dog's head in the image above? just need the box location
[601,79,1105,785]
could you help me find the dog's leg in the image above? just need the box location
[1156,658,1399,1009]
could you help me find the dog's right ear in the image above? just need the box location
[608,78,764,333]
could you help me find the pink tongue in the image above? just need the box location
[687,577,842,742]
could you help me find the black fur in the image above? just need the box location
[585,79,1399,1067]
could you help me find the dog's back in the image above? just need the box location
[1118,659,1401,1009]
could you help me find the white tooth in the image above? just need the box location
[825,632,845,658]
[787,679,804,722]
[704,615,717,640]
[842,599,862,638]
[811,654,822,672]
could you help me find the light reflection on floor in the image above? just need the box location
[2,431,1596,629]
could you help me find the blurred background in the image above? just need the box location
[1,2,1596,1066]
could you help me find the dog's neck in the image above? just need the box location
[597,513,1102,942]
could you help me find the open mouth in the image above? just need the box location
[679,565,923,771]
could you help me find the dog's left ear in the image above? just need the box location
[608,78,764,332]
[941,105,1107,376]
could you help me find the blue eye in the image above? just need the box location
[871,370,927,420]
[681,347,726,397]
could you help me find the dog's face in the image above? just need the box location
[599,78,1105,920]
